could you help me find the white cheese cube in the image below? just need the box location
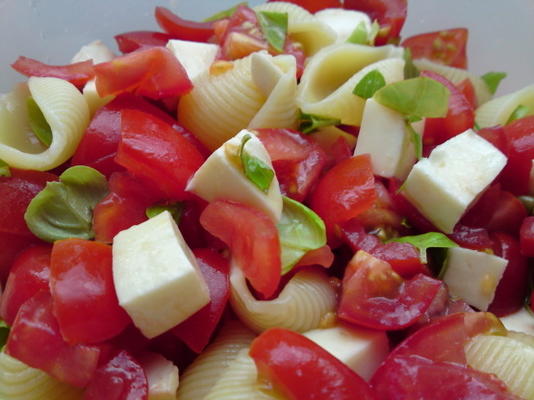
[166,39,219,82]
[315,9,372,43]
[112,211,210,339]
[186,129,283,222]
[139,353,179,400]
[443,247,508,311]
[304,323,389,381]
[500,308,534,336]
[71,40,115,64]
[403,129,507,233]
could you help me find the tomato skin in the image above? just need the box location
[310,155,376,239]
[456,78,477,108]
[250,328,377,400]
[6,291,101,387]
[477,125,508,155]
[11,57,94,87]
[155,7,214,42]
[519,216,534,257]
[83,350,148,400]
[200,200,281,299]
[448,224,493,251]
[114,31,175,53]
[268,0,341,13]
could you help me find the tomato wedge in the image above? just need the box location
[115,31,176,53]
[250,328,377,400]
[520,216,534,257]
[155,7,214,42]
[11,57,95,87]
[268,0,342,13]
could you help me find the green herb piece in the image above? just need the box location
[507,104,531,124]
[239,134,274,193]
[204,2,247,21]
[519,195,534,215]
[278,196,326,274]
[146,203,183,224]
[24,166,109,242]
[257,11,288,52]
[346,21,369,45]
[353,69,386,99]
[405,121,422,160]
[374,76,450,119]
[481,72,507,95]
[388,232,457,264]
[368,20,380,45]
[403,48,420,79]
[474,121,481,131]
[298,111,340,134]
[0,160,10,177]
[0,320,9,350]
[27,97,52,147]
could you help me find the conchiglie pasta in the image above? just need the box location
[0,77,89,171]
[0,351,83,400]
[475,84,534,128]
[230,264,338,333]
[178,52,298,151]
[297,44,404,126]
[176,320,256,400]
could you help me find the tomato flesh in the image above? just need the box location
[11,57,95,87]
[155,7,214,42]
[519,216,534,257]
[115,31,175,53]
[268,0,341,13]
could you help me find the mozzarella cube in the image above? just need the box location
[186,129,283,222]
[113,211,210,338]
[443,247,508,311]
[403,129,507,233]
[304,323,389,381]
[500,308,534,336]
[315,9,372,43]
[71,40,115,64]
[139,353,179,400]
[166,39,219,82]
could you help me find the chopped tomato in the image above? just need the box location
[200,200,281,299]
[114,31,176,53]
[310,155,376,240]
[11,57,95,87]
[476,125,508,155]
[457,78,477,108]
[155,7,214,42]
[402,28,468,69]
[353,181,403,232]
[338,251,442,330]
[294,245,334,269]
[268,0,341,13]
[250,328,377,400]
[172,248,230,353]
[448,224,493,251]
[50,239,130,344]
[84,350,148,400]
[94,47,193,100]
[115,109,205,201]
[519,216,534,257]
[6,291,101,387]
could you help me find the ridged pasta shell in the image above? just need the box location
[230,263,338,333]
[0,77,89,171]
[475,84,534,128]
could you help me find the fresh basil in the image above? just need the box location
[298,111,340,134]
[257,11,288,52]
[373,76,450,120]
[27,97,52,147]
[146,202,183,224]
[353,69,386,99]
[507,104,531,124]
[405,121,423,160]
[388,232,458,264]
[24,166,109,242]
[346,21,369,45]
[403,48,420,79]
[239,134,274,193]
[0,160,10,177]
[204,2,247,21]
[0,320,9,350]
[519,195,534,215]
[278,196,326,274]
[481,72,507,95]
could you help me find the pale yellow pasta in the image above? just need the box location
[309,125,357,149]
[0,77,89,170]
[176,320,256,400]
[475,84,534,128]
[0,351,82,400]
[297,44,404,126]
[230,263,338,333]
[178,52,298,150]
[253,2,336,55]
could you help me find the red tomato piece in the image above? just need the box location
[94,47,193,100]
[353,181,403,232]
[448,224,493,251]
[50,239,130,344]
[338,251,442,330]
[115,31,176,53]
[200,200,281,299]
[457,78,477,108]
[294,245,334,269]
[0,245,51,326]
[155,7,214,42]
[84,350,148,400]
[250,328,377,400]
[172,248,230,353]
[520,216,534,257]
[11,57,95,87]
[310,155,376,239]
[6,291,101,387]
[115,109,205,201]
[476,125,508,155]
[402,28,468,69]
[268,0,341,13]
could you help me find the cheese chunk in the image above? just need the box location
[186,129,283,222]
[314,9,372,43]
[304,323,389,381]
[112,211,210,338]
[403,129,507,233]
[166,39,219,82]
[501,308,534,336]
[443,247,508,311]
[139,353,179,400]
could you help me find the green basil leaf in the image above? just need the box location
[204,2,247,22]
[507,104,531,124]
[298,111,340,134]
[388,232,458,264]
[27,97,52,147]
[24,166,109,242]
[518,195,534,215]
[368,20,380,45]
[346,21,369,45]
[353,69,386,99]
[146,202,183,224]
[0,320,9,350]
[474,121,481,131]
[403,48,420,79]
[278,196,326,274]
[0,159,10,177]
[405,121,422,160]
[481,72,507,95]
[257,11,288,52]
[239,134,274,193]
[374,76,450,119]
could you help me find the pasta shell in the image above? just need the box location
[475,84,534,128]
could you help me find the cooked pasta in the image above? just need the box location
[475,84,534,128]
[0,77,90,171]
